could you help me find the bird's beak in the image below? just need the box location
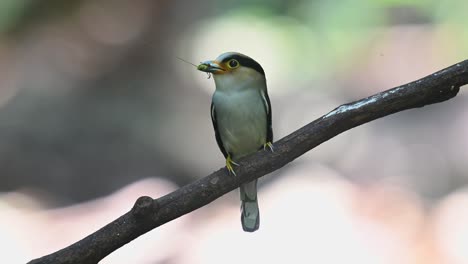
[197,60,225,74]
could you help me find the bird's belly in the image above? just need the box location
[219,119,266,158]
[214,91,267,159]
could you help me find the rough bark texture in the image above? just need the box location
[29,60,468,264]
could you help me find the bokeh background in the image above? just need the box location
[1,0,468,263]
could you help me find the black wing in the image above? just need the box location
[211,102,228,158]
[262,90,273,143]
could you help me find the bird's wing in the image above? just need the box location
[261,90,273,142]
[211,102,228,158]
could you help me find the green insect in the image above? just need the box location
[197,64,209,71]
[177,57,211,78]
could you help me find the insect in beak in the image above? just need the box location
[177,57,213,78]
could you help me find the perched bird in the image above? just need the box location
[198,52,273,232]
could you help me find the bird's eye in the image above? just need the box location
[228,59,239,68]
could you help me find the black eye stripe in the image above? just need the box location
[221,55,265,75]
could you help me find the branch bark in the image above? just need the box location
[29,60,468,264]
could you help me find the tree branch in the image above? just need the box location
[29,60,468,264]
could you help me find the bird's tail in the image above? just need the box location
[240,179,260,232]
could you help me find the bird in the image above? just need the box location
[197,52,273,232]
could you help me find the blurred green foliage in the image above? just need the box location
[0,0,83,35]
[202,0,468,80]
[0,0,31,34]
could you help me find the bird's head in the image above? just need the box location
[198,52,266,91]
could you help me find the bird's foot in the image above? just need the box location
[264,142,274,152]
[226,155,239,176]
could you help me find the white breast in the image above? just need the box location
[212,88,267,159]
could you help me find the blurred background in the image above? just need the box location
[1,0,468,263]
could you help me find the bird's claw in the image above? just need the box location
[264,142,274,152]
[226,155,239,176]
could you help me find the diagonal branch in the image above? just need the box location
[29,60,468,264]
